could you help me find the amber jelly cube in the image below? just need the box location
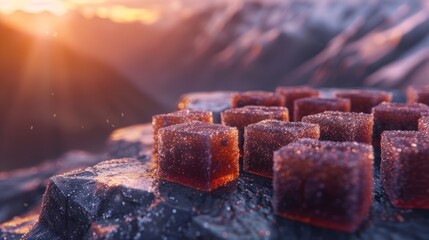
[407,85,429,106]
[221,106,289,153]
[152,110,213,155]
[372,102,429,146]
[293,97,350,121]
[177,91,237,123]
[273,139,373,232]
[231,91,285,108]
[381,131,429,209]
[335,89,392,113]
[158,121,239,192]
[302,111,373,144]
[243,120,320,178]
[419,116,429,131]
[275,86,319,121]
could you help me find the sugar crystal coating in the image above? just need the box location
[372,102,429,146]
[275,86,319,120]
[407,85,429,106]
[302,111,373,144]
[158,121,239,192]
[177,91,237,123]
[221,106,289,153]
[152,110,213,156]
[231,91,285,108]
[419,116,429,131]
[335,89,392,113]
[273,139,373,232]
[243,120,320,178]
[381,131,429,209]
[293,97,350,121]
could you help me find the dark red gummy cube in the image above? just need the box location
[273,139,373,232]
[152,110,213,155]
[372,102,429,146]
[177,91,237,123]
[243,120,320,178]
[419,116,429,131]
[335,89,392,113]
[158,121,239,191]
[407,85,429,106]
[381,131,429,208]
[221,106,289,152]
[302,111,373,144]
[231,91,285,108]
[293,97,350,121]
[275,86,319,121]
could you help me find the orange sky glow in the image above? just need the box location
[0,0,165,24]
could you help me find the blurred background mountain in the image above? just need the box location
[1,0,429,170]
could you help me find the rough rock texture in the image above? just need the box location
[106,123,153,161]
[18,155,429,240]
[0,151,103,224]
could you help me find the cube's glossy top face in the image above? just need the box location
[295,97,350,107]
[248,119,319,135]
[381,130,429,141]
[160,120,236,137]
[335,89,392,101]
[152,110,213,125]
[373,102,429,115]
[231,91,285,108]
[275,86,319,97]
[419,116,429,131]
[275,139,373,165]
[221,106,289,127]
[302,111,373,125]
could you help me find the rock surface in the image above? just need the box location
[19,155,429,240]
[106,123,153,161]
[0,151,103,223]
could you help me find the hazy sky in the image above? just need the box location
[0,0,216,24]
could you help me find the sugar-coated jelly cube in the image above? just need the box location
[419,116,429,131]
[407,85,429,106]
[372,102,429,146]
[293,97,350,121]
[152,110,213,155]
[221,106,289,152]
[243,120,319,178]
[302,111,373,144]
[158,121,239,192]
[231,91,285,108]
[177,91,237,123]
[275,86,319,121]
[381,131,429,208]
[273,139,373,232]
[335,89,392,113]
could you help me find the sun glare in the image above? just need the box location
[0,0,68,15]
[0,0,162,25]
